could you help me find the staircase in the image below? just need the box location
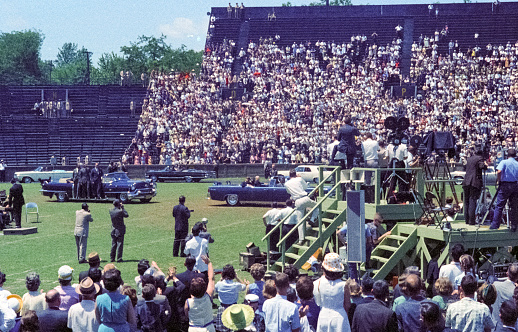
[232,20,250,76]
[360,223,418,280]
[400,18,414,78]
[263,167,345,271]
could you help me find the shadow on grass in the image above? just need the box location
[210,202,285,208]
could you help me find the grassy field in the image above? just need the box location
[0,178,269,297]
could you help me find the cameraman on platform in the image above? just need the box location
[462,149,487,225]
[490,148,518,231]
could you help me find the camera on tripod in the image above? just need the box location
[384,116,410,146]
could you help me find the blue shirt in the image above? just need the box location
[339,224,374,239]
[248,281,266,309]
[215,279,245,305]
[497,157,518,182]
[263,294,301,332]
[395,296,426,332]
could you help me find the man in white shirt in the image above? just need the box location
[277,199,299,249]
[263,202,282,252]
[326,135,339,165]
[362,133,380,185]
[184,222,209,273]
[284,170,319,245]
[491,263,518,326]
[438,243,464,285]
[67,277,100,332]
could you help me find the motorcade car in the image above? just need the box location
[14,167,73,183]
[145,166,216,182]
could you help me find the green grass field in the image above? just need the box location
[0,179,269,297]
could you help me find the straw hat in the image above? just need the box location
[7,294,23,314]
[221,304,255,331]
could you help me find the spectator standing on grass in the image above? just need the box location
[351,280,398,332]
[0,270,11,302]
[263,272,301,332]
[491,263,518,327]
[173,196,191,257]
[74,203,93,265]
[0,160,6,182]
[78,252,101,283]
[110,199,128,263]
[438,243,464,286]
[184,256,215,332]
[35,289,70,332]
[67,277,100,332]
[247,263,266,311]
[8,178,24,228]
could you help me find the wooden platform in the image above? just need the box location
[3,227,38,235]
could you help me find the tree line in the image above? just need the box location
[0,30,203,85]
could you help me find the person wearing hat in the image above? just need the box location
[490,148,518,231]
[222,304,255,332]
[312,253,352,332]
[7,177,24,228]
[184,222,209,274]
[67,277,100,331]
[21,272,46,315]
[74,203,93,264]
[7,294,23,328]
[110,199,129,262]
[244,294,265,332]
[0,296,17,332]
[173,195,191,257]
[78,252,101,282]
[54,265,80,311]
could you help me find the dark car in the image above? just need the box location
[40,172,157,203]
[145,166,216,183]
[208,176,325,206]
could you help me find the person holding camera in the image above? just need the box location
[173,195,191,257]
[110,199,129,262]
[74,203,93,264]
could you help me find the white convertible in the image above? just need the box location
[278,165,334,183]
[14,167,73,183]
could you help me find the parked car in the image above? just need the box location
[208,175,326,206]
[450,166,497,185]
[145,166,216,182]
[40,172,156,203]
[14,167,73,183]
[278,165,334,183]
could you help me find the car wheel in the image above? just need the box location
[119,193,129,203]
[140,198,152,203]
[454,176,464,185]
[151,175,158,182]
[226,194,239,206]
[57,192,68,202]
[185,176,193,183]
[22,177,33,183]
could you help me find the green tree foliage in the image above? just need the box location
[0,30,44,84]
[52,43,92,84]
[282,2,293,6]
[309,0,352,5]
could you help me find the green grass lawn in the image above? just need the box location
[0,179,269,296]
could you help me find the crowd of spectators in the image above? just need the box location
[124,34,518,168]
[3,244,518,331]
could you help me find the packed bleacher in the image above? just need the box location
[125,33,518,167]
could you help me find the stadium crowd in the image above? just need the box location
[3,243,518,331]
[124,36,518,167]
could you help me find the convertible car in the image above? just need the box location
[208,176,324,206]
[14,167,73,183]
[145,166,216,183]
[40,172,156,203]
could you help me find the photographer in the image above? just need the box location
[490,148,518,231]
[462,149,487,225]
[110,199,129,262]
[74,203,93,264]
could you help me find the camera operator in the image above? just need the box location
[110,199,128,262]
[490,148,518,231]
[386,141,409,193]
[336,115,360,169]
[462,149,487,225]
[74,203,93,264]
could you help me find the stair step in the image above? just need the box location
[322,218,334,224]
[387,235,408,241]
[376,245,398,252]
[292,243,310,251]
[285,253,301,260]
[370,255,389,263]
[305,236,318,242]
[325,209,342,215]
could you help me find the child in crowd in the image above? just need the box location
[246,263,266,310]
[215,264,248,332]
[136,284,166,332]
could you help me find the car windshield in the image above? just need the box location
[104,173,130,182]
[35,166,44,172]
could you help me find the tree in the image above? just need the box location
[56,43,80,66]
[282,2,293,6]
[309,0,352,5]
[0,30,44,84]
[52,43,92,84]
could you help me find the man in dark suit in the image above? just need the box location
[110,199,128,262]
[77,164,90,199]
[462,149,487,225]
[8,178,24,228]
[35,289,71,332]
[351,280,398,332]
[172,195,190,257]
[90,163,104,199]
[495,300,518,332]
[337,115,360,169]
[163,268,186,332]
[72,163,80,198]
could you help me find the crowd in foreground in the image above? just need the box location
[1,241,518,332]
[125,35,518,167]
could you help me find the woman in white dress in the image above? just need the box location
[313,253,351,332]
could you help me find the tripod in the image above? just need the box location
[383,145,408,200]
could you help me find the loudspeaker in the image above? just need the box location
[346,191,366,263]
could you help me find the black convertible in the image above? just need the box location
[40,172,157,203]
[145,166,216,183]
